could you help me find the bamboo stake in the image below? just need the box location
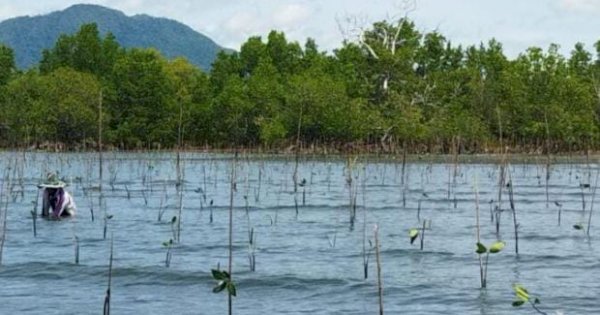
[103,236,113,315]
[228,152,238,315]
[374,224,383,315]
[474,176,485,288]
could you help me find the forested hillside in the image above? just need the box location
[1,19,600,153]
[0,4,226,70]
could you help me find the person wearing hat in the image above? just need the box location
[39,173,77,218]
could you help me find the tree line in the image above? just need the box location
[1,20,600,153]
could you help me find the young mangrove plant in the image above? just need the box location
[495,155,507,237]
[586,169,599,236]
[214,152,238,315]
[157,184,168,222]
[103,214,113,240]
[346,156,359,230]
[163,239,173,267]
[299,178,307,206]
[209,199,214,224]
[512,284,548,315]
[31,199,38,237]
[247,226,256,272]
[211,268,237,302]
[244,195,257,271]
[475,241,506,288]
[554,201,562,226]
[170,216,177,241]
[579,182,589,213]
[88,192,95,222]
[74,235,80,264]
[408,219,429,250]
[474,176,506,288]
[362,167,373,279]
[507,169,519,255]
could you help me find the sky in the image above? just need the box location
[1,0,600,57]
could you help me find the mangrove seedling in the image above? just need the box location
[299,178,307,206]
[163,239,173,267]
[211,268,237,297]
[554,201,562,226]
[363,239,373,279]
[74,235,80,264]
[327,230,337,248]
[170,216,177,241]
[475,241,506,288]
[209,199,214,224]
[31,200,37,237]
[247,227,256,272]
[573,223,586,233]
[507,172,519,255]
[409,228,419,245]
[103,214,113,240]
[512,284,548,315]
[409,220,429,250]
[157,185,168,222]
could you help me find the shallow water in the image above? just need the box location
[0,152,599,314]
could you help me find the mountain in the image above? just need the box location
[0,4,228,71]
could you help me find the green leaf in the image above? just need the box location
[513,284,529,302]
[211,269,226,280]
[212,281,226,293]
[512,300,525,307]
[534,298,540,304]
[489,241,505,253]
[227,281,237,297]
[573,224,583,230]
[476,242,487,254]
[171,216,177,224]
[409,228,419,245]
[106,215,113,219]
[162,241,169,247]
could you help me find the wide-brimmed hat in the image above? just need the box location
[38,172,66,188]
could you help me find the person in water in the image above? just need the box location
[39,173,76,218]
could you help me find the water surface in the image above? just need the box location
[0,152,598,314]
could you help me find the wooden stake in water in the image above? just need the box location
[31,189,40,237]
[420,219,426,251]
[587,170,600,237]
[74,235,80,264]
[474,176,485,288]
[103,236,113,315]
[227,152,238,315]
[98,91,106,238]
[374,224,384,315]
[0,168,12,266]
[507,167,519,255]
[362,166,370,279]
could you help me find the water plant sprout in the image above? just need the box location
[512,284,548,315]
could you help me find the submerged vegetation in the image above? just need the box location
[0,18,600,152]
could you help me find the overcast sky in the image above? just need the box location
[1,0,600,57]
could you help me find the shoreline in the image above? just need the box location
[0,148,596,164]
